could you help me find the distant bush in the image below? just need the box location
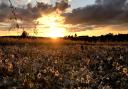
[21,31,29,38]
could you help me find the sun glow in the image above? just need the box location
[36,10,67,38]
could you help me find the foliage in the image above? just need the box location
[0,42,128,88]
[21,31,29,38]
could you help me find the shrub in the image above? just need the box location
[21,31,29,38]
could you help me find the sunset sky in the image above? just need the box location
[0,0,128,37]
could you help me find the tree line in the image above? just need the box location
[64,33,128,42]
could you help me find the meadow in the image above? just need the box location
[0,38,128,89]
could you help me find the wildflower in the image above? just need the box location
[7,62,13,72]
[12,87,17,89]
[80,77,85,83]
[11,54,15,59]
[43,69,47,73]
[54,60,58,64]
[55,70,59,77]
[112,62,116,67]
[86,75,91,84]
[37,72,42,79]
[29,81,34,88]
[102,85,112,89]
[123,68,128,74]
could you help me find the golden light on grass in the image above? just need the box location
[36,9,67,38]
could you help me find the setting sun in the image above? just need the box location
[36,10,67,38]
[48,27,65,38]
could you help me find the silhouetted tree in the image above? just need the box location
[75,33,77,37]
[64,33,128,42]
[21,31,28,38]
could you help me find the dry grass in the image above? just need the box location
[0,38,128,88]
[0,37,128,46]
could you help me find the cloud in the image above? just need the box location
[0,0,71,32]
[55,0,70,11]
[0,2,50,19]
[65,0,128,25]
[0,0,70,23]
[36,0,51,4]
[0,0,32,6]
[66,24,102,33]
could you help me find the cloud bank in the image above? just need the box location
[0,0,69,23]
[65,0,128,25]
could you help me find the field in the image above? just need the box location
[0,38,128,89]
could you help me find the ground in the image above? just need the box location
[0,39,128,89]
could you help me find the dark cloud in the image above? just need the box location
[0,0,70,24]
[0,3,10,22]
[65,0,128,25]
[0,2,53,24]
[68,25,96,32]
[55,0,70,11]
